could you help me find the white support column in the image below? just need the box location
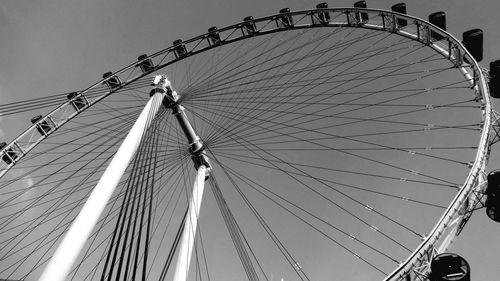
[39,92,165,281]
[173,165,207,281]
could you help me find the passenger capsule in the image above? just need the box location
[242,16,257,35]
[31,115,53,136]
[278,8,293,28]
[430,253,470,281]
[315,3,330,24]
[137,54,155,73]
[207,26,221,46]
[462,29,483,63]
[489,60,500,98]
[353,1,368,23]
[0,142,17,165]
[172,39,188,58]
[429,12,446,41]
[67,91,88,111]
[391,3,407,27]
[486,170,500,221]
[429,11,446,30]
[102,72,122,90]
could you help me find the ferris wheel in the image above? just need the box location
[1,2,499,281]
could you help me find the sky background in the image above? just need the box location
[1,0,500,280]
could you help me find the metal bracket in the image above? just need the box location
[192,151,212,180]
[153,74,212,178]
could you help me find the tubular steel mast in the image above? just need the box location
[157,75,212,281]
[39,77,167,281]
[39,75,211,281]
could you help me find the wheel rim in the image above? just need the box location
[0,8,491,281]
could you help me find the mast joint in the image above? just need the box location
[153,75,211,178]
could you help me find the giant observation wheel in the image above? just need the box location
[0,3,498,281]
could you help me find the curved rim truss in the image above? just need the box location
[0,7,492,281]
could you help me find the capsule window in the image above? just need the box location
[172,39,188,58]
[489,60,500,98]
[430,253,470,281]
[137,54,155,73]
[67,91,88,111]
[278,8,293,28]
[462,29,483,63]
[207,26,221,46]
[314,3,330,25]
[486,170,500,221]
[242,16,257,35]
[31,115,54,136]
[0,142,18,165]
[429,12,446,41]
[391,3,407,28]
[354,1,369,23]
[102,72,122,90]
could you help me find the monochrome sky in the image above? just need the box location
[1,0,500,280]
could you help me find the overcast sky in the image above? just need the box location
[1,0,500,280]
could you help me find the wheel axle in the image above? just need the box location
[153,75,211,175]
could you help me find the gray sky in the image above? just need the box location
[1,0,500,280]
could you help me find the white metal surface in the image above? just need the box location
[173,165,207,281]
[38,91,165,281]
[0,8,486,281]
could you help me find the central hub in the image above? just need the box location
[152,75,211,174]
